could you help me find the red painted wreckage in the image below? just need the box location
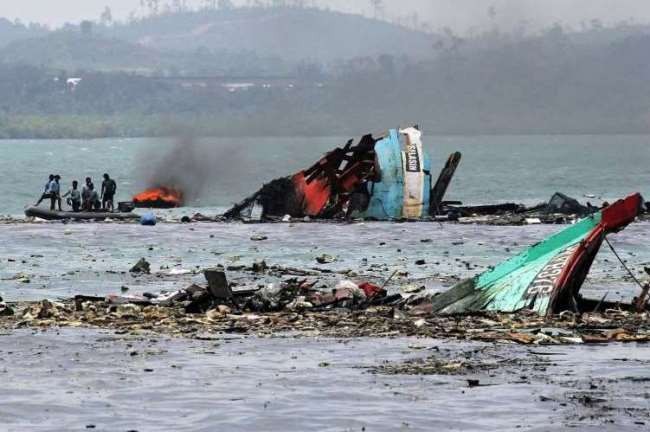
[224,127,462,220]
[548,193,643,311]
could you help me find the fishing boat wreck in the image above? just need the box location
[422,193,646,315]
[221,126,630,224]
[224,126,462,221]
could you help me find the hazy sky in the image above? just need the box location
[2,0,650,32]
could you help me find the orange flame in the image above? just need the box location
[133,187,184,208]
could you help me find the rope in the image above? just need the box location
[605,237,645,290]
[381,269,399,290]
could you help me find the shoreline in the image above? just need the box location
[3,131,650,141]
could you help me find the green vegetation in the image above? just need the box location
[0,27,291,76]
[0,17,48,49]
[98,6,436,63]
[0,113,338,139]
[1,5,650,138]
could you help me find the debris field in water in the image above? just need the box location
[3,290,650,346]
[3,192,649,347]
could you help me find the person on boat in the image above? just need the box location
[89,184,101,211]
[62,180,82,212]
[52,175,62,211]
[35,174,56,209]
[101,173,117,212]
[82,177,94,211]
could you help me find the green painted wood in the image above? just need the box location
[432,212,602,315]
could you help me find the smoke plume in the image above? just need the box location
[138,135,244,205]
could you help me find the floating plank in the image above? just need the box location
[430,152,462,215]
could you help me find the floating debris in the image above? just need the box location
[129,258,151,274]
[3,297,650,346]
[316,254,337,264]
[0,296,14,316]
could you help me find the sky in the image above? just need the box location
[2,0,650,32]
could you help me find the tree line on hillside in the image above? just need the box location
[0,7,649,137]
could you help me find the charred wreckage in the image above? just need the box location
[223,126,462,221]
[216,126,646,223]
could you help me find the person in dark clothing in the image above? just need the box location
[101,173,117,212]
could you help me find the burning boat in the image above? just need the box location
[426,193,645,315]
[132,187,184,208]
[224,126,461,221]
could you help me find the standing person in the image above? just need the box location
[52,175,62,211]
[82,177,94,211]
[62,180,82,212]
[101,173,117,212]
[35,174,55,207]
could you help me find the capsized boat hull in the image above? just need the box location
[428,193,643,315]
[25,206,140,221]
[359,128,432,220]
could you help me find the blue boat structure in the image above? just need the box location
[358,127,432,220]
[224,125,461,221]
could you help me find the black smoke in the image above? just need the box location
[138,134,244,205]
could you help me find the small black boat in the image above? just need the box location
[24,206,140,221]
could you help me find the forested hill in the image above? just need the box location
[99,7,437,62]
[0,7,438,71]
[0,31,285,75]
[0,18,48,48]
[0,7,437,74]
[0,32,167,73]
[1,7,650,138]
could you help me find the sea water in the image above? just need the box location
[1,135,650,431]
[1,134,649,216]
